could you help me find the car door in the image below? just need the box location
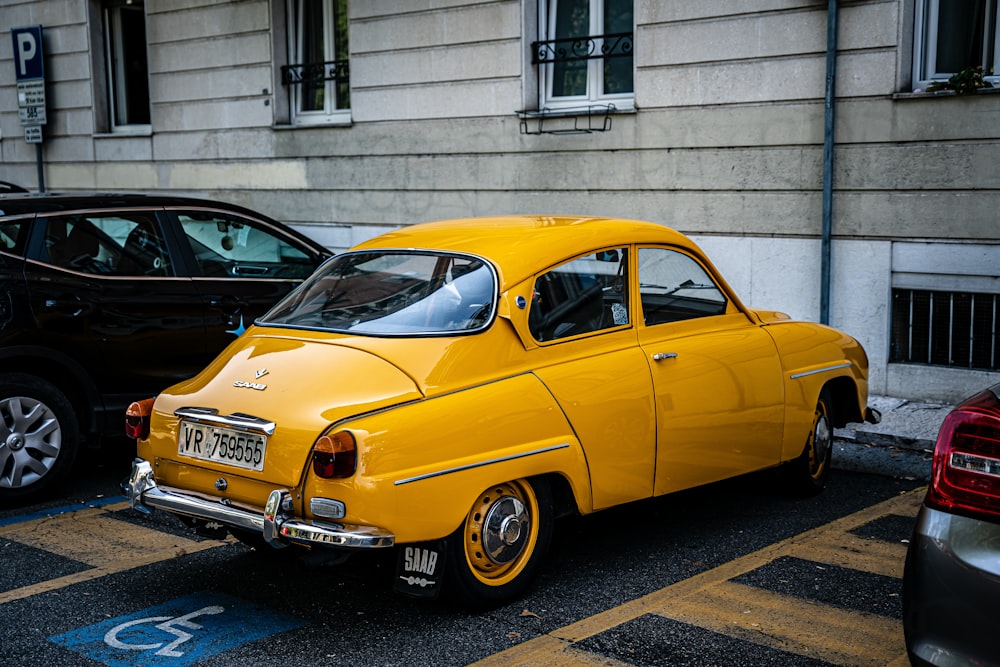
[526,247,657,511]
[168,209,326,354]
[634,246,785,496]
[24,210,207,399]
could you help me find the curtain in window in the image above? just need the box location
[300,1,326,112]
[549,0,633,99]
[296,0,349,113]
[603,0,633,95]
[935,0,990,72]
[104,0,150,126]
[551,0,589,97]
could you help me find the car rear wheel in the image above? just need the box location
[0,373,78,500]
[446,477,553,607]
[783,388,833,496]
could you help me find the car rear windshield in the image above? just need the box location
[260,250,497,335]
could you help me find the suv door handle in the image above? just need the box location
[652,352,678,362]
[44,298,92,317]
[208,296,248,313]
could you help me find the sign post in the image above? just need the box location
[11,25,46,191]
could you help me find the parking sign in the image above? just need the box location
[11,25,47,126]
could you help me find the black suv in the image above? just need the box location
[0,193,332,500]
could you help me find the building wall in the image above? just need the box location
[1,0,998,403]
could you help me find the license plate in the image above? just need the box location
[178,421,267,471]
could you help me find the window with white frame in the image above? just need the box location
[913,0,999,90]
[535,0,634,111]
[102,0,150,130]
[282,0,350,125]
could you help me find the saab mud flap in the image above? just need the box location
[182,517,230,541]
[394,540,447,599]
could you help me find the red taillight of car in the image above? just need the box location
[125,398,155,440]
[926,388,1000,521]
[312,431,357,479]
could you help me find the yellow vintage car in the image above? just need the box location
[125,215,878,605]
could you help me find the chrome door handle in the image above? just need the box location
[652,352,678,361]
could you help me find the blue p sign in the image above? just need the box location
[11,25,44,81]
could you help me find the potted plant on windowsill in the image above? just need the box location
[926,66,994,95]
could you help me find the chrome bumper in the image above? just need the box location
[125,459,394,549]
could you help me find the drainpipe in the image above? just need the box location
[820,0,838,325]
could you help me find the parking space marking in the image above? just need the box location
[0,496,123,528]
[791,531,907,579]
[0,501,228,605]
[543,648,633,666]
[472,488,924,667]
[48,590,306,667]
[658,581,901,664]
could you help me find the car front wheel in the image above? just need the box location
[446,477,553,606]
[0,373,78,500]
[783,388,834,496]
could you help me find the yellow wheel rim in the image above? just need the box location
[462,480,540,587]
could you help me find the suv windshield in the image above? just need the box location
[260,250,497,335]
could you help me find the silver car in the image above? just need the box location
[903,383,1000,667]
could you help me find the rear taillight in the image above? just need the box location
[312,431,357,479]
[125,398,155,440]
[926,388,1000,521]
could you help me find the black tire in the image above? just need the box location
[782,388,834,496]
[0,373,79,501]
[445,477,553,607]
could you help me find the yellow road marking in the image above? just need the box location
[660,581,903,666]
[471,488,924,667]
[0,501,229,605]
[535,648,633,667]
[793,531,909,578]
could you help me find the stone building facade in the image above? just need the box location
[1,0,998,402]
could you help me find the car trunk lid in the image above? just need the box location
[147,331,423,490]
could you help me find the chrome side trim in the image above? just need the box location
[789,362,852,380]
[174,407,276,436]
[393,443,570,486]
[126,459,393,549]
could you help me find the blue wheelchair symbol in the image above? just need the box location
[49,591,305,667]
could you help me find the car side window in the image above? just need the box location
[638,247,727,326]
[528,248,628,342]
[177,212,314,280]
[41,213,171,277]
[0,220,28,254]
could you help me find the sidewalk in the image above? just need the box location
[833,395,953,482]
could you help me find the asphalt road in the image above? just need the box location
[1,443,922,666]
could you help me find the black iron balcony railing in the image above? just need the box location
[281,59,350,86]
[531,32,633,65]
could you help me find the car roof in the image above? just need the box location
[0,192,279,221]
[354,215,697,288]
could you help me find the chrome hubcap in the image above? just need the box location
[0,396,61,489]
[813,412,831,472]
[482,496,529,565]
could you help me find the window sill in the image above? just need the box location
[277,110,353,129]
[274,121,354,131]
[94,126,153,138]
[274,118,354,130]
[893,86,999,100]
